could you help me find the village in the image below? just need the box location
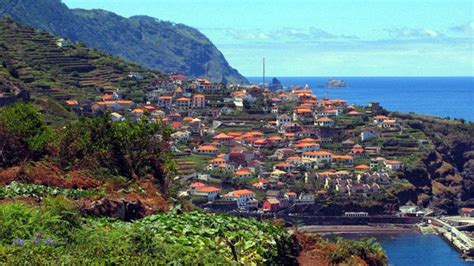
[63,73,437,216]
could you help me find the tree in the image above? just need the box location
[0,124,29,168]
[57,115,174,195]
[0,103,53,160]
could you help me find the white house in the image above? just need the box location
[385,160,402,171]
[315,117,334,127]
[224,189,258,209]
[276,114,292,127]
[171,131,191,143]
[194,186,221,201]
[302,151,333,164]
[293,142,321,153]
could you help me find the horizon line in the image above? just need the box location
[246,75,474,78]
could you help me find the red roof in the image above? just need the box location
[171,74,187,79]
[171,121,182,129]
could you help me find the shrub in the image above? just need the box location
[0,103,54,160]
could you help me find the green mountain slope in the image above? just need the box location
[0,0,248,84]
[0,18,158,103]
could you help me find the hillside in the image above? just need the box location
[394,113,474,214]
[0,0,248,84]
[0,18,159,104]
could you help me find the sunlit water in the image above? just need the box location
[330,233,472,266]
[248,77,474,121]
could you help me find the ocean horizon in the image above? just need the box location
[247,76,474,121]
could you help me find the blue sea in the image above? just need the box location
[247,77,474,121]
[340,233,473,266]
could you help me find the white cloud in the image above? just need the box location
[450,22,474,35]
[218,27,357,41]
[386,28,443,39]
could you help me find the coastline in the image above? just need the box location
[293,224,417,235]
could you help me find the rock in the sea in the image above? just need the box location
[327,78,346,88]
[271,77,283,90]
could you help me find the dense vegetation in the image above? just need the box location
[0,199,296,264]
[0,0,248,84]
[0,103,173,218]
[295,232,387,265]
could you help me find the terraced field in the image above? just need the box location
[0,18,158,102]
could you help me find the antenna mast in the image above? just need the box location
[262,57,265,88]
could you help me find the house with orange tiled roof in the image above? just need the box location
[245,131,264,138]
[354,164,370,172]
[213,133,234,143]
[271,97,282,105]
[65,100,80,113]
[209,157,226,167]
[302,151,333,164]
[373,115,389,125]
[285,192,298,202]
[292,88,313,96]
[267,136,283,143]
[252,138,268,148]
[101,94,113,101]
[158,95,173,109]
[216,163,235,172]
[297,138,319,144]
[93,100,133,113]
[332,155,354,165]
[192,94,205,108]
[196,78,221,91]
[384,160,402,171]
[293,107,314,123]
[293,142,320,153]
[176,97,191,109]
[189,182,205,191]
[194,186,222,201]
[273,162,293,172]
[66,100,79,106]
[350,144,366,156]
[234,168,253,179]
[171,130,190,143]
[348,110,361,116]
[194,145,219,155]
[315,117,334,127]
[224,189,258,209]
[227,132,243,138]
[381,119,399,129]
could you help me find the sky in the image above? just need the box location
[63,0,473,77]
